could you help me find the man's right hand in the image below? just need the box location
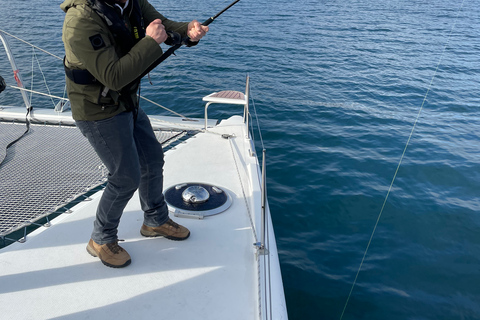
[146,19,167,44]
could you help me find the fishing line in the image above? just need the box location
[340,1,466,319]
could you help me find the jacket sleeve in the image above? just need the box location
[63,7,164,91]
[139,0,189,36]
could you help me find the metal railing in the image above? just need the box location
[255,148,269,255]
[0,30,31,110]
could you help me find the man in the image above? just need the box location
[60,0,208,268]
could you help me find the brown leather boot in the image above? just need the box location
[140,219,190,240]
[86,239,131,268]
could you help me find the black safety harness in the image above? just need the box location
[64,0,242,114]
[64,0,145,113]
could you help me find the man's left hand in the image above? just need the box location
[187,20,209,42]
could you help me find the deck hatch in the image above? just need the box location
[165,183,232,219]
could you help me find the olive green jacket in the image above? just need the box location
[61,0,189,120]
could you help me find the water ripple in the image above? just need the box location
[1,0,479,319]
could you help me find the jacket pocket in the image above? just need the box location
[80,83,116,106]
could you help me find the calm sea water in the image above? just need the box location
[1,0,480,319]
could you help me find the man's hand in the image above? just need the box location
[146,19,168,44]
[187,20,209,42]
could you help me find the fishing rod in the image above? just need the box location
[130,0,241,86]
[202,0,241,26]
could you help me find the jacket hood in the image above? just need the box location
[60,0,90,12]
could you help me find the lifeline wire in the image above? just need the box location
[34,50,57,108]
[29,47,35,104]
[0,30,193,119]
[250,91,265,150]
[249,84,274,320]
[139,95,188,119]
[0,29,63,61]
[340,1,466,319]
[7,85,69,101]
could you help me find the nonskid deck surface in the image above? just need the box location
[0,116,260,319]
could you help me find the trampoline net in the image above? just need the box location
[0,121,185,237]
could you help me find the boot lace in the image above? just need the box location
[106,241,124,254]
[166,219,180,229]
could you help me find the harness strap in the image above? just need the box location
[64,0,146,114]
[63,57,97,85]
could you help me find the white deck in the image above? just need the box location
[0,113,287,319]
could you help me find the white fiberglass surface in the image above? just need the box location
[0,118,260,319]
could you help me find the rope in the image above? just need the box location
[0,107,31,167]
[339,1,466,319]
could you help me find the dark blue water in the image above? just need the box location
[1,0,480,319]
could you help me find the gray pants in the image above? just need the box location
[76,108,169,244]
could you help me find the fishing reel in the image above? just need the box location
[128,0,240,86]
[0,75,6,94]
[164,31,184,46]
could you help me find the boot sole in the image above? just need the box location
[140,229,190,241]
[86,244,132,268]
